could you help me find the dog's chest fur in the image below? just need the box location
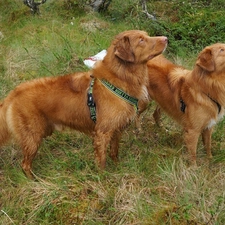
[140,85,149,102]
[207,108,225,129]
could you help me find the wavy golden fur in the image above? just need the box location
[140,43,225,166]
[0,30,167,178]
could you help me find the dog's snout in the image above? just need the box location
[162,36,168,43]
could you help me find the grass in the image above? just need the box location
[1,0,225,224]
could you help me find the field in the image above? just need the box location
[1,0,225,224]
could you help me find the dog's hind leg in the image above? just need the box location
[14,116,51,179]
[202,127,213,159]
[19,125,53,179]
[18,128,45,179]
[21,143,39,179]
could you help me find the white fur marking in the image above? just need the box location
[141,85,149,101]
[207,109,225,129]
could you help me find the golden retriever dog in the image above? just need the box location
[0,30,167,178]
[139,43,225,166]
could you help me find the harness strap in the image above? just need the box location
[180,98,186,113]
[87,77,139,122]
[99,79,139,111]
[207,94,221,114]
[180,94,221,114]
[87,77,97,123]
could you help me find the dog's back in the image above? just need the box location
[147,55,189,123]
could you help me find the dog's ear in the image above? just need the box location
[196,48,215,72]
[114,36,135,62]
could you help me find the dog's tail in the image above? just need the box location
[0,101,11,148]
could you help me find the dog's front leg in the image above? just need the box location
[184,128,200,167]
[202,127,213,159]
[93,129,113,169]
[109,130,122,163]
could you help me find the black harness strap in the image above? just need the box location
[207,94,221,114]
[87,77,97,123]
[180,98,186,113]
[180,95,221,114]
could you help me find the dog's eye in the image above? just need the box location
[220,48,224,52]
[139,38,145,44]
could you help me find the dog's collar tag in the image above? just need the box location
[87,76,97,123]
[99,79,139,112]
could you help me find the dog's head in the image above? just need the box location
[196,43,225,73]
[112,30,167,63]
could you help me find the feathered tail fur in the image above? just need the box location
[0,102,11,147]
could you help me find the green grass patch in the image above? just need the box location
[1,0,225,224]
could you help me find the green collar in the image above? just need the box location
[99,79,139,111]
[87,77,139,123]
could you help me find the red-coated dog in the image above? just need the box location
[139,44,225,166]
[0,30,167,178]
